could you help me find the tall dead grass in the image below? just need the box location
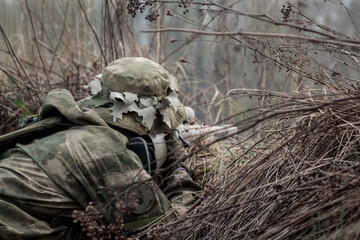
[0,0,153,133]
[140,41,360,239]
[135,2,360,239]
[145,86,360,239]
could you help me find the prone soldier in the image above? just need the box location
[0,57,201,239]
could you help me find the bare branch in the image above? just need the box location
[142,28,360,48]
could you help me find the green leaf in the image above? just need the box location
[15,99,31,114]
[18,115,38,128]
[18,116,28,128]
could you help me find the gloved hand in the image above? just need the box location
[160,131,202,213]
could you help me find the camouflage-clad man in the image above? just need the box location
[0,57,201,239]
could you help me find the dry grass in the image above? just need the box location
[0,0,154,133]
[142,86,360,239]
[1,1,360,239]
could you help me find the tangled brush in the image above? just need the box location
[140,82,360,239]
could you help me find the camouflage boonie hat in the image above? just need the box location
[80,57,186,135]
[101,57,179,97]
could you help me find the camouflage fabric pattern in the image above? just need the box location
[0,147,77,239]
[81,57,187,135]
[85,103,187,136]
[161,132,202,214]
[39,89,107,127]
[0,89,201,239]
[101,57,179,97]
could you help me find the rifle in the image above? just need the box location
[147,123,239,170]
[176,123,239,143]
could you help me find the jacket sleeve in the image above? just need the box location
[160,131,202,214]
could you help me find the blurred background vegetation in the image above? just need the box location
[0,0,360,133]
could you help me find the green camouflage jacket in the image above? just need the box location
[0,89,200,239]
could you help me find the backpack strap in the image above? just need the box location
[0,116,72,153]
[0,89,109,154]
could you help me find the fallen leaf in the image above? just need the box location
[160,109,171,128]
[137,107,157,129]
[109,101,141,121]
[109,92,125,102]
[169,75,179,93]
[123,92,139,106]
[164,92,181,111]
[85,76,102,95]
[139,97,155,108]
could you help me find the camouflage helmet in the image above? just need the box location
[80,57,186,135]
